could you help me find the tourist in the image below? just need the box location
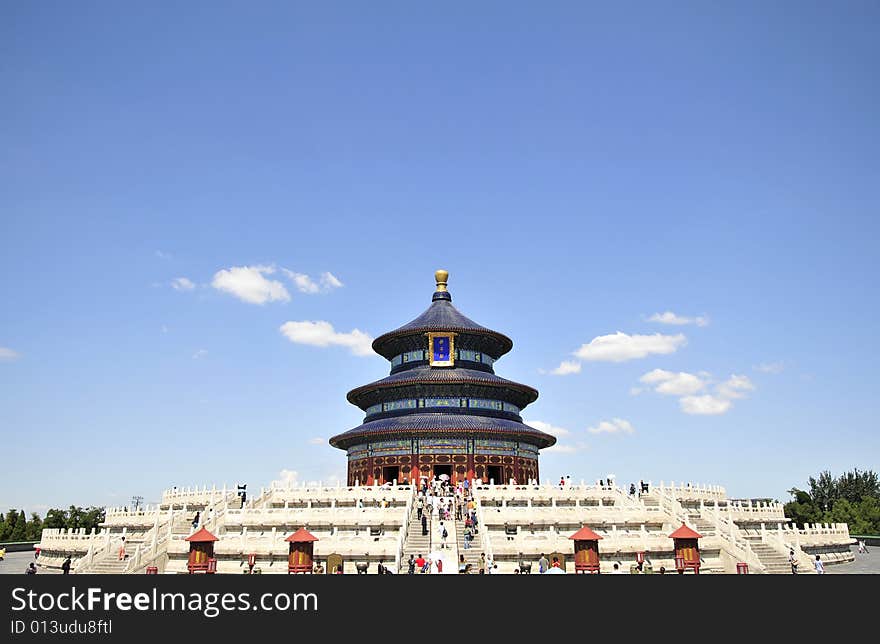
[479,553,486,574]
[550,556,561,569]
[658,566,666,574]
[192,511,200,530]
[513,568,520,574]
[118,536,126,561]
[435,557,443,574]
[538,553,549,574]
[62,556,72,575]
[415,553,426,573]
[377,559,385,574]
[611,563,624,574]
[629,483,636,496]
[421,512,428,536]
[26,562,37,575]
[858,539,869,554]
[566,475,571,488]
[439,521,448,549]
[788,549,799,574]
[814,555,825,574]
[459,554,467,574]
[416,496,424,520]
[559,476,565,487]
[335,564,343,574]
[463,524,473,549]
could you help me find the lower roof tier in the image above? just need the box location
[328,413,557,450]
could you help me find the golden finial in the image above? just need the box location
[434,269,449,292]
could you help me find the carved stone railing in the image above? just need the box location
[654,486,765,573]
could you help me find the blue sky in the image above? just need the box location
[2,2,878,514]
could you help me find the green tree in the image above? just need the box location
[66,506,84,531]
[9,510,27,541]
[3,509,21,541]
[784,488,821,528]
[81,507,105,533]
[43,509,68,530]
[788,469,880,534]
[855,497,880,534]
[836,469,880,505]
[25,513,43,541]
[808,471,837,512]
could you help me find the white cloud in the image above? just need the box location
[320,272,343,289]
[638,369,755,416]
[308,437,326,445]
[171,277,195,291]
[550,360,582,375]
[280,320,374,357]
[0,347,21,361]
[527,421,583,453]
[524,420,571,438]
[573,332,686,363]
[192,349,208,359]
[155,250,172,260]
[630,387,643,396]
[639,368,706,396]
[754,362,784,374]
[282,269,344,294]
[274,469,299,487]
[587,418,635,435]
[212,265,290,304]
[716,374,755,400]
[284,270,320,294]
[647,311,709,327]
[680,395,731,415]
[161,325,169,334]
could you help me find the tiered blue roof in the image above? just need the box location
[329,271,555,451]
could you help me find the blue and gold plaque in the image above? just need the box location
[427,332,456,367]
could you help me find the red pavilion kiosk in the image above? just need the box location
[569,525,603,574]
[668,523,702,574]
[286,527,319,574]
[185,527,219,574]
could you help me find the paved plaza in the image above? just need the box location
[3,545,876,575]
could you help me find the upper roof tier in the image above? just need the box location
[371,270,514,360]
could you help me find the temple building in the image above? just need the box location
[329,270,555,486]
[34,269,855,574]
